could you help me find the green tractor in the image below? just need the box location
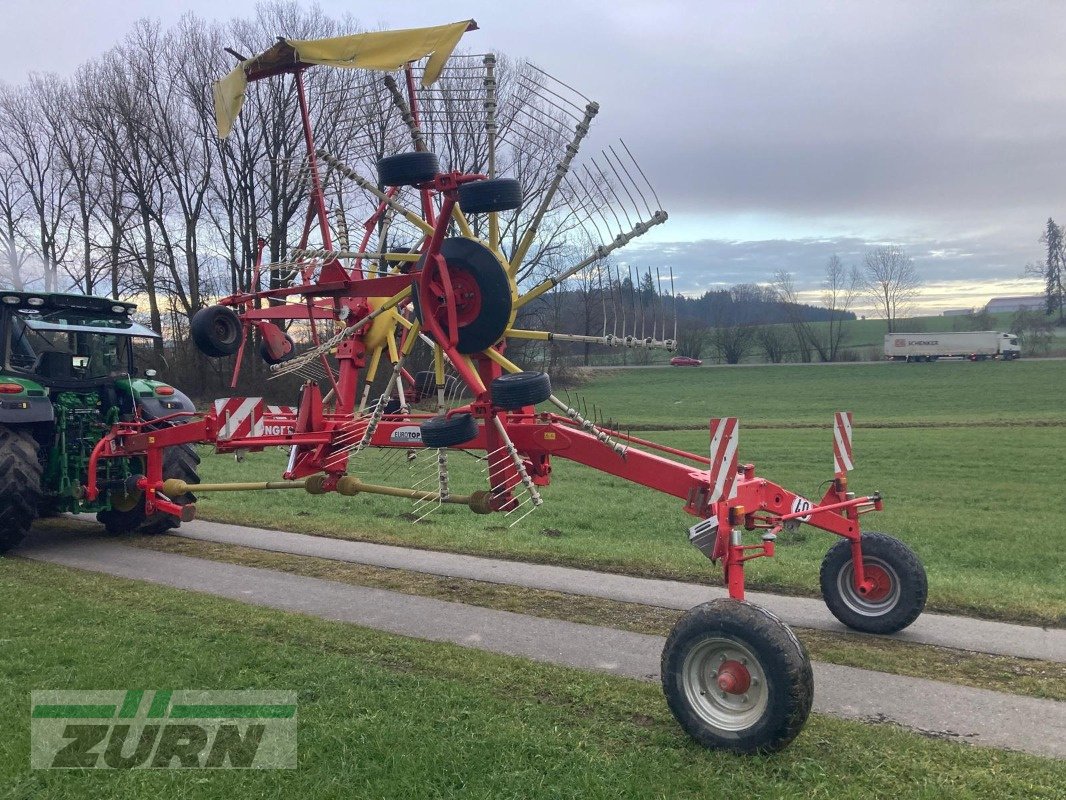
[0,292,200,553]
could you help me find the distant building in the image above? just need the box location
[941,308,974,317]
[984,295,1046,314]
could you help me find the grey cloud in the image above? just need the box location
[624,230,1038,297]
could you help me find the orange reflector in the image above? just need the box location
[0,383,24,394]
[155,386,175,396]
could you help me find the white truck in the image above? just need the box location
[884,331,1020,362]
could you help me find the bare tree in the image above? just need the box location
[37,74,102,294]
[863,245,920,333]
[676,322,707,359]
[0,81,74,292]
[821,255,861,361]
[0,153,33,289]
[711,287,756,364]
[771,270,815,362]
[755,324,790,363]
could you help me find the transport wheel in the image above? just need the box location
[0,425,42,553]
[377,152,440,186]
[413,238,514,354]
[662,599,813,754]
[260,333,296,365]
[490,371,552,410]
[819,532,927,634]
[98,444,200,535]
[419,413,479,448]
[191,305,243,358]
[458,178,523,213]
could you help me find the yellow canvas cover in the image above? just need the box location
[213,20,474,138]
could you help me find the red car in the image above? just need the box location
[670,356,702,367]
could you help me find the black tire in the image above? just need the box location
[662,599,813,754]
[412,237,514,355]
[458,178,523,213]
[420,413,479,448]
[819,532,927,634]
[259,333,296,366]
[0,426,43,553]
[191,305,243,358]
[491,371,552,410]
[97,444,200,535]
[377,152,439,186]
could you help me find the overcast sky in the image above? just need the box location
[4,0,1063,312]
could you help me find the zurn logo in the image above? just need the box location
[30,690,296,769]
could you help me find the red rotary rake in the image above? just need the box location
[85,21,927,754]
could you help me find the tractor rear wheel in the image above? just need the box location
[97,444,200,536]
[0,426,43,553]
[662,599,813,754]
[819,532,927,634]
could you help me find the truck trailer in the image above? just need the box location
[884,331,1020,362]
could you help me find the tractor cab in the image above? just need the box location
[2,292,156,390]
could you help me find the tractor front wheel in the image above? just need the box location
[97,444,200,536]
[819,532,927,634]
[661,599,813,754]
[0,426,43,553]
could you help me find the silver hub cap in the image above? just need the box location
[681,637,768,732]
[836,556,901,617]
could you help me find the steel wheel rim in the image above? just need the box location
[681,636,768,732]
[836,556,901,616]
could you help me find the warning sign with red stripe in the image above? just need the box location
[833,411,854,474]
[708,417,739,503]
[213,397,266,441]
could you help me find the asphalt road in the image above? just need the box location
[173,519,1065,663]
[12,526,1066,759]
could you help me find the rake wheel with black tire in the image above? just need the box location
[458,178,523,213]
[377,152,440,187]
[191,305,243,358]
[419,413,479,449]
[490,371,552,410]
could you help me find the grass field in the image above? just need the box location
[2,560,1063,799]
[194,359,1066,625]
[578,359,1066,427]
